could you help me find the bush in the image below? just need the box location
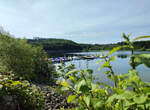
[0,73,45,110]
[0,32,56,83]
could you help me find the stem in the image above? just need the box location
[131,49,135,69]
[81,70,94,109]
[121,100,123,110]
[104,58,117,87]
[69,87,92,110]
[81,70,87,82]
[144,104,147,110]
[82,97,92,110]
[130,47,137,92]
[109,67,117,87]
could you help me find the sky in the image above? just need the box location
[0,0,150,44]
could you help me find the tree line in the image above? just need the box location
[28,38,150,53]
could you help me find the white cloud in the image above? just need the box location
[0,0,149,43]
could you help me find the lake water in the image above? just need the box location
[55,51,150,85]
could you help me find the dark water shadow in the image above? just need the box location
[117,54,129,59]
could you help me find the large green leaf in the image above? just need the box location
[98,61,110,71]
[107,91,135,105]
[107,45,129,56]
[133,54,150,68]
[122,33,130,43]
[107,46,122,56]
[119,91,135,100]
[61,86,69,91]
[123,100,135,109]
[132,35,150,42]
[133,94,147,104]
[67,95,76,103]
[91,83,98,92]
[93,100,104,109]
[80,85,90,93]
[142,87,150,93]
[113,87,125,94]
[75,80,90,93]
[65,69,78,76]
[109,56,115,61]
[83,95,90,107]
[106,94,118,104]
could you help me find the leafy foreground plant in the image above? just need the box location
[58,33,150,110]
[0,73,45,110]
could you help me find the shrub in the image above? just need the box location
[0,73,45,110]
[59,33,150,110]
[0,32,56,83]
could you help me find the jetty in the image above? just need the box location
[49,54,105,63]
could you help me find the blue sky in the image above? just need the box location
[0,0,150,44]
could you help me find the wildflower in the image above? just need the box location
[79,96,82,100]
[61,81,70,87]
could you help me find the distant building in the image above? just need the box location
[33,37,40,40]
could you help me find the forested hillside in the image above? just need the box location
[28,38,82,52]
[28,38,150,53]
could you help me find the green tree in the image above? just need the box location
[0,32,55,83]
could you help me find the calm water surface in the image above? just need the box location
[56,51,150,85]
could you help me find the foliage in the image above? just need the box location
[133,54,150,68]
[0,73,45,110]
[28,37,150,53]
[0,32,56,83]
[58,33,150,110]
[28,38,82,52]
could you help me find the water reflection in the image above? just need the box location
[117,54,128,59]
[53,51,150,85]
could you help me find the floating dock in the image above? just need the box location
[49,55,105,63]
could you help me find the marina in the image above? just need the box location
[49,54,105,63]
